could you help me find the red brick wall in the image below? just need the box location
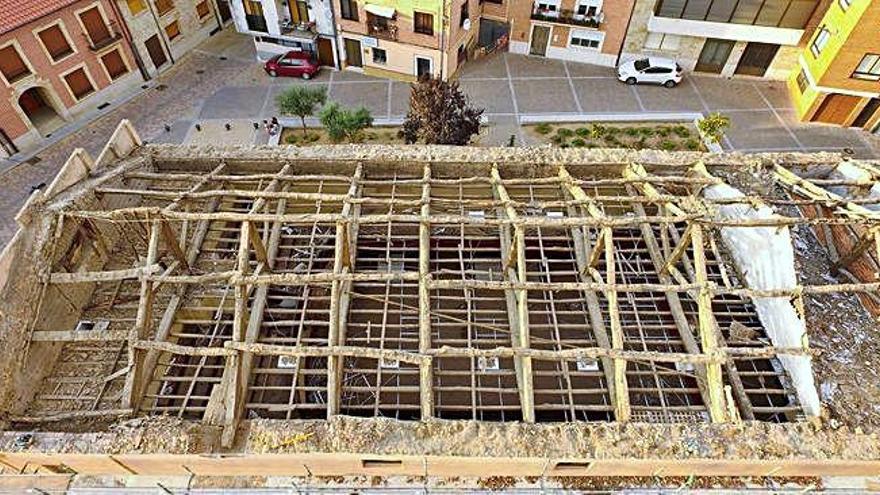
[0,0,137,141]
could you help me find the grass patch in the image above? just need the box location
[280,126,404,145]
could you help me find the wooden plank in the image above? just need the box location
[327,164,363,417]
[558,166,630,422]
[160,220,190,272]
[491,166,535,423]
[418,164,434,419]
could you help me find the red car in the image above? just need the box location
[264,51,321,79]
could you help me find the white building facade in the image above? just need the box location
[620,0,824,79]
[229,0,338,66]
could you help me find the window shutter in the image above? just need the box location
[38,25,72,61]
[0,46,31,82]
[165,21,180,40]
[80,7,111,44]
[64,68,94,99]
[126,0,146,15]
[155,0,174,16]
[101,50,127,79]
[196,0,210,18]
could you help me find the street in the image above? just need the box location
[0,27,877,243]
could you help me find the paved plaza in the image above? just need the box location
[1,28,877,243]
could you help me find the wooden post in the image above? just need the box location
[122,219,160,409]
[491,166,535,423]
[327,164,363,417]
[418,164,434,419]
[558,166,630,422]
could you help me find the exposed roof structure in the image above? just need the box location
[1,122,879,480]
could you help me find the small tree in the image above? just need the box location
[401,77,484,145]
[319,102,373,143]
[696,112,731,145]
[276,86,327,136]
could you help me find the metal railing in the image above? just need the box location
[530,6,601,28]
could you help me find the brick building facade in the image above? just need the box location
[0,0,143,155]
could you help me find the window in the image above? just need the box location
[37,24,74,62]
[536,0,559,12]
[653,0,819,29]
[457,43,467,66]
[0,45,30,83]
[796,69,809,92]
[414,11,433,35]
[481,0,502,4]
[196,0,211,18]
[165,20,181,41]
[853,54,880,81]
[372,47,387,64]
[570,30,603,49]
[64,68,95,100]
[155,0,174,16]
[810,26,830,57]
[644,32,680,51]
[460,1,469,27]
[634,58,650,70]
[126,0,146,15]
[839,0,851,10]
[575,0,601,17]
[101,49,128,80]
[79,6,112,46]
[340,0,358,20]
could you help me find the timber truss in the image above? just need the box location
[19,147,880,447]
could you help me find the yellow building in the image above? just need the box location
[788,0,880,131]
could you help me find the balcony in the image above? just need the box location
[531,6,602,28]
[366,13,398,41]
[279,20,318,40]
[85,22,123,52]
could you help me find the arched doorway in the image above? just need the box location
[18,87,64,136]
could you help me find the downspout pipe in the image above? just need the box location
[108,0,151,80]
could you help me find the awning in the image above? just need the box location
[364,4,395,18]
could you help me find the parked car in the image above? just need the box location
[617,57,683,88]
[264,51,320,79]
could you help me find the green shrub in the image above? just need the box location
[551,134,566,145]
[535,123,553,134]
[560,142,570,148]
[557,128,575,138]
[624,127,640,136]
[660,140,677,151]
[638,127,655,137]
[657,126,671,137]
[673,125,690,138]
[589,123,606,139]
[696,112,731,144]
[685,138,701,151]
[319,102,373,143]
[575,127,590,137]
[603,125,619,135]
[571,138,587,147]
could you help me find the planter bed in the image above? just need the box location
[527,122,704,151]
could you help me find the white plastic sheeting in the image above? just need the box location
[829,162,880,212]
[703,183,821,417]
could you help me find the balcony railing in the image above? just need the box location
[367,21,398,40]
[85,22,122,52]
[279,20,318,39]
[530,7,601,28]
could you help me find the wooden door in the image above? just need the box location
[217,0,232,21]
[80,7,110,44]
[317,38,334,67]
[344,38,362,67]
[695,39,734,74]
[734,42,780,77]
[145,34,168,70]
[529,25,550,56]
[813,94,861,125]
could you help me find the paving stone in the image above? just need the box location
[512,78,577,114]
[460,79,515,115]
[634,78,704,112]
[573,78,642,113]
[691,76,768,110]
[505,54,567,78]
[724,110,799,150]
[329,81,390,117]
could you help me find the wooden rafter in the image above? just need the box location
[558,166,630,423]
[491,166,535,423]
[418,163,434,419]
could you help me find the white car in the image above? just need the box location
[617,57,683,88]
